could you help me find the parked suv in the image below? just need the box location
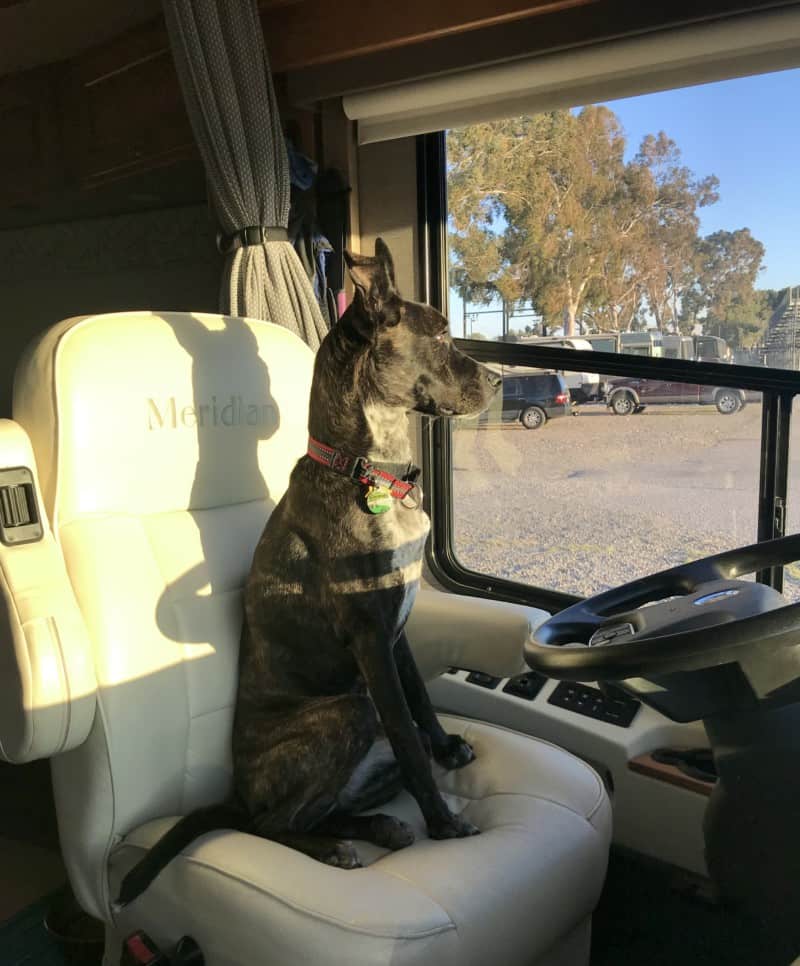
[501,371,571,428]
[605,376,746,415]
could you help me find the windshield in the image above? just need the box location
[444,66,800,603]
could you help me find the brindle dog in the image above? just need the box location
[117,238,500,903]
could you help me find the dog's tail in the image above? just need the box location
[116,803,250,907]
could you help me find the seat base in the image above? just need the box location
[102,915,592,966]
[107,716,611,966]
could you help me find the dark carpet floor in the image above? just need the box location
[591,849,794,966]
[0,887,103,966]
[0,894,66,966]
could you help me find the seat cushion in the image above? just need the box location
[109,715,611,966]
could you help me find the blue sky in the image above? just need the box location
[608,67,800,292]
[448,67,800,336]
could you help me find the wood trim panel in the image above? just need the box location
[286,0,799,101]
[0,0,793,209]
[59,20,196,189]
[0,66,64,206]
[261,0,593,72]
[629,753,715,798]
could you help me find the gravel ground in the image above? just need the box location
[451,399,800,601]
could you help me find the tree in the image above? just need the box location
[630,133,719,333]
[450,109,628,335]
[715,290,770,348]
[682,229,767,347]
[448,111,718,336]
[586,254,642,331]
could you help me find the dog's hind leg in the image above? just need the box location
[317,812,414,851]
[335,737,403,812]
[238,693,383,866]
[316,740,414,851]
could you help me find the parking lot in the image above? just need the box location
[451,399,800,602]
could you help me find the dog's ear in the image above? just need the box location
[343,238,400,333]
[374,237,396,289]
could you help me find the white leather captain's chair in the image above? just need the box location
[0,311,611,966]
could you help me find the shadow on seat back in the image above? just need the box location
[11,310,313,919]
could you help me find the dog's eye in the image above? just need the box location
[434,333,447,342]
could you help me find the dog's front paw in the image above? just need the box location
[433,734,476,770]
[428,812,480,839]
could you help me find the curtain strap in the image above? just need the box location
[216,225,289,254]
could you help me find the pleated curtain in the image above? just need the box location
[163,0,329,349]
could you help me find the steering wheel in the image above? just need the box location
[525,533,800,681]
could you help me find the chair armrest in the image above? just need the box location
[405,589,548,681]
[0,419,97,763]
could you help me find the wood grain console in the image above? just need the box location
[629,753,716,797]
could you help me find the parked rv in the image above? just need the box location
[581,331,666,358]
[663,335,695,360]
[581,330,662,397]
[519,336,600,403]
[694,334,732,363]
[619,331,664,356]
[581,332,620,354]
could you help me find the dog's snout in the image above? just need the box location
[487,372,502,390]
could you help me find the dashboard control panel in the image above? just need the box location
[548,682,640,727]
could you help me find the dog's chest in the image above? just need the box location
[383,504,429,576]
[331,500,430,600]
[365,503,429,630]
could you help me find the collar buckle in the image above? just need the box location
[350,456,370,481]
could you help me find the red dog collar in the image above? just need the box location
[307,437,419,501]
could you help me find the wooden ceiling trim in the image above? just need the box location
[260,0,594,73]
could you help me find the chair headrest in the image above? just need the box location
[13,312,314,525]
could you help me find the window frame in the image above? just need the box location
[417,131,798,613]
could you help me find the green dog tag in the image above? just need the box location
[366,485,393,514]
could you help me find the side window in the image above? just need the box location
[449,374,762,599]
[440,69,799,602]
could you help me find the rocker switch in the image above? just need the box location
[466,670,501,689]
[503,672,546,700]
